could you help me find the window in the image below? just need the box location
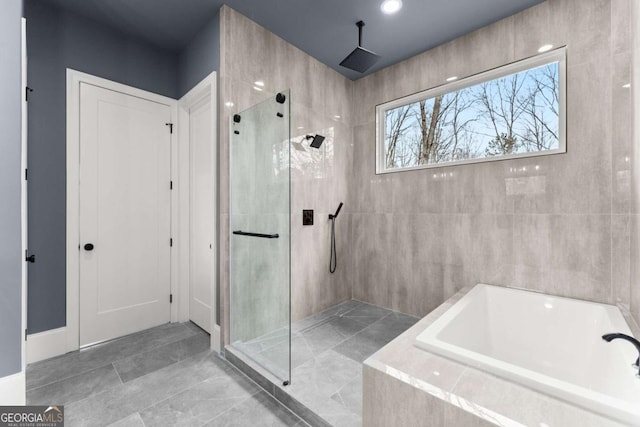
[376,48,566,173]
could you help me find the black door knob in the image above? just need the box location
[84,243,94,251]
[25,254,35,263]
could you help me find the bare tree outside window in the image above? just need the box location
[378,52,564,173]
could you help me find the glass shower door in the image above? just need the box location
[230,90,291,383]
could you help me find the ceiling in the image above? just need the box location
[42,0,544,80]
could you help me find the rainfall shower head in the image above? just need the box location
[339,21,380,73]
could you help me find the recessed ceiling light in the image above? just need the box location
[446,76,458,82]
[224,101,234,107]
[623,83,631,88]
[538,44,553,53]
[253,86,263,92]
[381,0,402,14]
[254,80,265,87]
[297,126,304,130]
[334,115,341,119]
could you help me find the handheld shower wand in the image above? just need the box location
[329,202,343,220]
[329,203,343,274]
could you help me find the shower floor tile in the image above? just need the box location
[333,312,419,363]
[329,373,363,416]
[231,300,419,426]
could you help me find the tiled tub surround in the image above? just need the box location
[227,299,418,427]
[364,287,640,427]
[415,284,640,424]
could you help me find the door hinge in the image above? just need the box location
[170,294,173,304]
[25,86,33,102]
[25,168,28,180]
[170,181,173,190]
[25,329,28,341]
[170,238,173,247]
[165,123,173,134]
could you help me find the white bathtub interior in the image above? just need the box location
[414,284,640,425]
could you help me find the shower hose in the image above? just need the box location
[330,216,337,274]
[329,202,343,274]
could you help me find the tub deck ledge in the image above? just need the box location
[363,286,634,427]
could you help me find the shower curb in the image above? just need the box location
[224,346,332,427]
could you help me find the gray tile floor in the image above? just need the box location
[233,300,419,427]
[26,322,306,427]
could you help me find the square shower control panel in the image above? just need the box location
[303,210,314,226]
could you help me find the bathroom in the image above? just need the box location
[0,0,639,425]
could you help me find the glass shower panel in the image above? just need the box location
[230,90,291,383]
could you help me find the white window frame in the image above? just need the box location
[375,47,567,174]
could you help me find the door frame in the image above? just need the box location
[66,69,179,352]
[21,17,26,370]
[19,17,28,397]
[178,72,219,351]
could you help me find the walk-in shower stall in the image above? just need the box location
[227,89,418,426]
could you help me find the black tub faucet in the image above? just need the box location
[602,333,640,376]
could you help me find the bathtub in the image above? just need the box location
[415,284,640,425]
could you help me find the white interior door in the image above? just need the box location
[189,96,214,333]
[79,82,172,346]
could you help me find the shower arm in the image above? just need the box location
[329,202,343,220]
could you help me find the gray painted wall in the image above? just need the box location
[25,0,180,334]
[178,10,220,98]
[0,0,23,377]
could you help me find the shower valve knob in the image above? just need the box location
[303,210,314,226]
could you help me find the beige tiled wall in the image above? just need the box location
[631,0,640,327]
[219,6,354,345]
[219,0,639,346]
[350,0,636,318]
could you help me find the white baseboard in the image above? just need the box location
[0,371,25,405]
[212,324,221,352]
[27,327,68,364]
